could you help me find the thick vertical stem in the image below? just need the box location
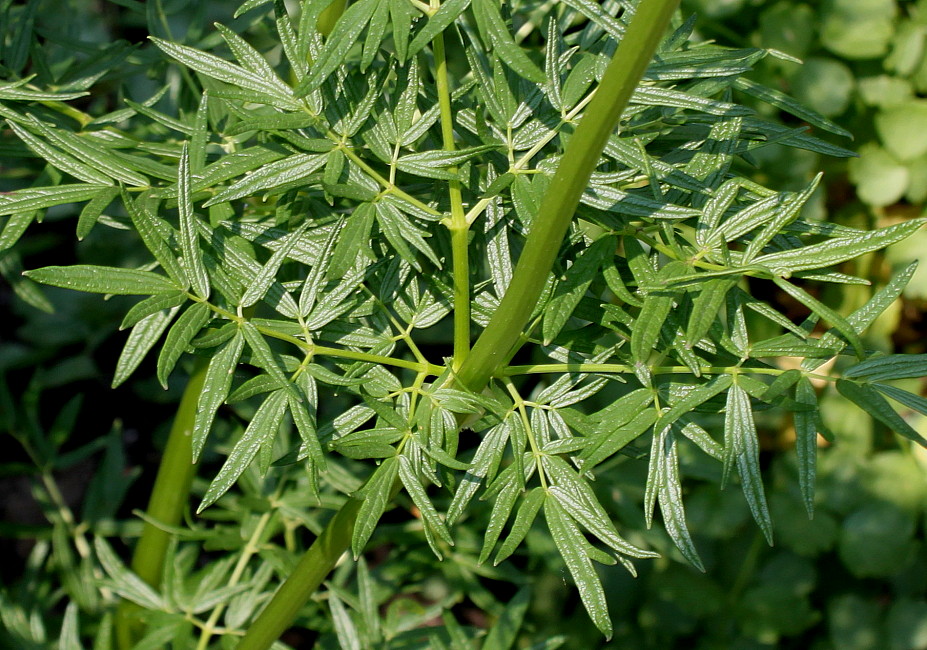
[456,0,681,390]
[433,21,471,369]
[116,362,207,648]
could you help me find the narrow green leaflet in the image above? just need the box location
[471,0,545,83]
[25,118,149,186]
[723,383,773,544]
[204,153,329,206]
[199,389,288,512]
[873,383,927,417]
[123,190,188,286]
[755,219,926,273]
[580,407,656,470]
[407,0,471,59]
[733,77,852,138]
[542,236,614,344]
[295,0,379,94]
[0,184,110,216]
[25,265,179,295]
[289,388,326,473]
[632,261,691,370]
[7,121,113,185]
[156,302,211,389]
[481,586,531,650]
[793,377,818,517]
[112,307,178,388]
[836,379,927,446]
[843,354,927,382]
[241,322,293,390]
[150,37,299,109]
[685,277,737,347]
[352,455,400,558]
[329,593,362,650]
[396,145,497,180]
[241,223,308,308]
[544,498,613,639]
[76,186,119,241]
[398,455,453,557]
[93,538,166,611]
[773,276,864,358]
[478,480,520,565]
[192,330,244,460]
[495,487,545,565]
[120,291,187,330]
[653,425,704,571]
[806,262,917,370]
[178,144,210,299]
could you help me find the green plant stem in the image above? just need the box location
[236,4,680,647]
[432,19,471,369]
[116,361,207,649]
[456,0,681,391]
[236,497,362,649]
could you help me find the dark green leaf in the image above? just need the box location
[156,302,211,389]
[836,379,927,446]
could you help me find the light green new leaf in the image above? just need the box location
[399,456,453,556]
[755,219,925,273]
[0,184,111,217]
[204,153,328,206]
[192,330,244,460]
[544,498,613,639]
[94,537,166,611]
[329,593,361,650]
[58,602,81,650]
[843,354,927,382]
[295,0,379,94]
[112,308,178,388]
[407,0,471,59]
[471,0,545,83]
[150,37,299,109]
[156,302,211,388]
[542,236,614,344]
[25,265,179,295]
[836,379,927,446]
[199,389,288,511]
[179,144,210,299]
[723,383,773,544]
[481,586,531,650]
[353,455,400,558]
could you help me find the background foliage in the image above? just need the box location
[1,0,925,649]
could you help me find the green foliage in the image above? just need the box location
[2,0,926,648]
